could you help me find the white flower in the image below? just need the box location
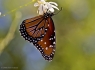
[34,0,59,15]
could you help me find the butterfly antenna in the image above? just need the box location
[54,7,62,15]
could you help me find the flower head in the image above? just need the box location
[34,0,59,15]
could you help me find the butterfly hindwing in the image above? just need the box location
[33,16,56,61]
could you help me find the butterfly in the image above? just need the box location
[19,12,56,61]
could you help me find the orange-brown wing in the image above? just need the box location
[19,15,48,43]
[33,17,56,61]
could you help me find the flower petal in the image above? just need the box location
[49,2,58,6]
[49,8,54,12]
[43,4,48,13]
[51,5,59,10]
[46,2,52,9]
[38,5,44,15]
[34,3,39,7]
[40,0,46,3]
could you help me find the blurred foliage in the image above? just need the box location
[0,0,95,70]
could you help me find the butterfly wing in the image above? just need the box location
[19,15,48,43]
[20,14,56,61]
[33,16,56,61]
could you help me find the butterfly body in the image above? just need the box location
[19,13,56,61]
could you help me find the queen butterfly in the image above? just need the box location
[19,12,56,61]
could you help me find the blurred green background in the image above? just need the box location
[0,0,95,70]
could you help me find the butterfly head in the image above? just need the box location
[43,12,54,19]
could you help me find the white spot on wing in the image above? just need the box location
[54,36,55,39]
[53,49,55,51]
[53,42,55,44]
[39,47,40,49]
[41,28,42,30]
[44,42,46,44]
[51,38,53,40]
[41,39,43,42]
[48,24,49,26]
[45,29,47,30]
[49,45,53,47]
[49,38,51,40]
[46,47,48,50]
[52,52,54,54]
[42,35,44,36]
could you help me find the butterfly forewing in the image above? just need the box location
[20,15,48,43]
